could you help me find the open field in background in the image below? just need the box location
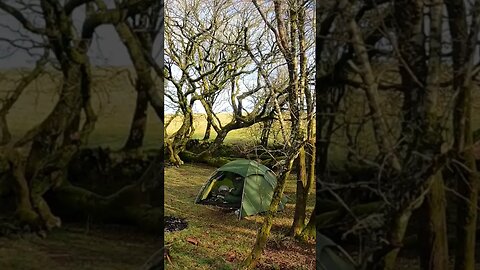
[327,88,480,169]
[165,111,317,146]
[164,163,315,270]
[165,113,289,144]
[1,68,162,149]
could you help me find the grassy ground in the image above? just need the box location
[0,224,160,270]
[165,163,315,270]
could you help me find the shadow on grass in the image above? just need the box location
[0,223,160,270]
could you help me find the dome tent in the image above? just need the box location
[194,159,288,219]
[317,232,356,270]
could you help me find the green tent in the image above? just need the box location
[317,232,356,270]
[194,159,288,219]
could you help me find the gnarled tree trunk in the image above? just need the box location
[290,147,308,236]
[124,79,149,150]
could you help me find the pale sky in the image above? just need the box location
[0,1,162,68]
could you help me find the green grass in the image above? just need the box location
[165,163,315,270]
[166,113,265,143]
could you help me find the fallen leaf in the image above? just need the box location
[226,251,236,262]
[186,237,199,246]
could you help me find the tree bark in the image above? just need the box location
[299,204,316,240]
[203,120,212,141]
[260,120,273,147]
[25,64,83,180]
[290,146,307,236]
[243,1,305,267]
[166,106,194,165]
[417,1,449,268]
[394,0,427,156]
[445,0,480,269]
[114,21,161,149]
[0,116,11,146]
[179,150,232,167]
[124,79,149,150]
[418,173,449,270]
[242,154,297,270]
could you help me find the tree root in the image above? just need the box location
[179,151,232,167]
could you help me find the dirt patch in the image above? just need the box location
[257,238,315,270]
[164,216,188,232]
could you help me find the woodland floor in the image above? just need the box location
[164,163,315,270]
[394,253,480,270]
[0,223,160,270]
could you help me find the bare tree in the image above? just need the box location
[314,0,480,269]
[242,0,314,268]
[164,0,276,164]
[117,1,163,151]
[447,1,480,269]
[0,0,163,234]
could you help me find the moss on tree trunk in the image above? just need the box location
[179,151,232,167]
[290,147,307,236]
[241,155,296,270]
[418,172,449,270]
[124,84,149,151]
